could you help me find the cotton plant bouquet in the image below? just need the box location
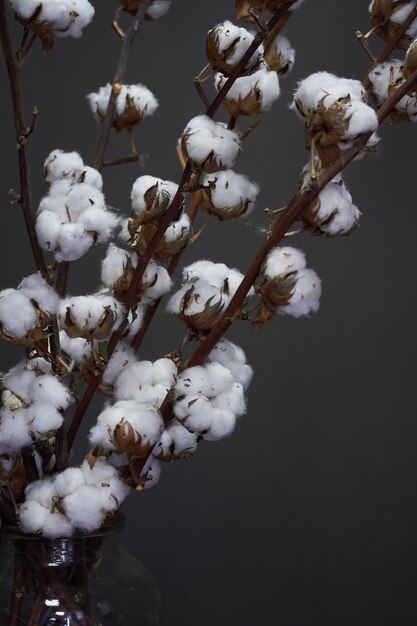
[0,0,416,541]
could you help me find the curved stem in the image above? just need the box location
[0,0,47,278]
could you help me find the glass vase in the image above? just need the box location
[0,515,161,625]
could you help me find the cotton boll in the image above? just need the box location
[35,211,62,251]
[44,150,84,183]
[88,83,158,132]
[264,33,295,75]
[42,512,75,538]
[0,410,32,452]
[204,362,236,397]
[130,175,178,223]
[81,459,119,487]
[279,268,321,318]
[101,343,137,391]
[175,365,216,398]
[87,84,112,123]
[19,501,50,534]
[208,339,253,390]
[202,170,259,220]
[63,485,107,532]
[101,244,135,291]
[66,183,105,221]
[369,60,417,121]
[181,115,241,173]
[78,166,103,190]
[77,206,120,243]
[213,383,246,417]
[206,20,264,76]
[173,394,215,433]
[344,100,378,137]
[9,0,44,19]
[19,273,60,314]
[115,361,155,401]
[215,67,280,116]
[62,0,95,39]
[291,73,366,120]
[116,84,159,121]
[54,467,85,497]
[59,331,92,364]
[203,408,236,441]
[28,374,72,409]
[4,364,36,403]
[157,420,198,461]
[145,0,171,19]
[89,400,163,454]
[60,294,122,341]
[142,265,172,303]
[26,402,64,436]
[264,247,306,278]
[25,478,56,509]
[303,180,361,236]
[55,222,93,262]
[152,358,177,387]
[0,291,37,339]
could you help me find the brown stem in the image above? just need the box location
[0,0,47,278]
[0,487,17,525]
[67,3,299,450]
[92,0,152,171]
[130,191,203,352]
[7,553,24,626]
[21,446,40,482]
[262,9,291,52]
[363,6,417,89]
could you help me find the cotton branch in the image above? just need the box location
[67,2,298,451]
[362,5,417,89]
[0,0,47,278]
[92,0,152,171]
[185,67,417,369]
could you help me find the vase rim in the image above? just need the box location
[0,511,126,542]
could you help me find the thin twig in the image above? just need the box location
[363,6,417,89]
[0,0,47,278]
[92,0,152,171]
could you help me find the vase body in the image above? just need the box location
[0,516,161,625]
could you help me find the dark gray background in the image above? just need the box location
[1,2,416,625]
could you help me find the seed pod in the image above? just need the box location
[181,116,241,173]
[215,67,280,117]
[201,170,259,220]
[206,20,263,76]
[300,174,361,237]
[87,84,158,133]
[264,34,295,75]
[130,175,178,225]
[369,0,417,50]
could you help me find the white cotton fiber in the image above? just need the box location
[279,268,321,318]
